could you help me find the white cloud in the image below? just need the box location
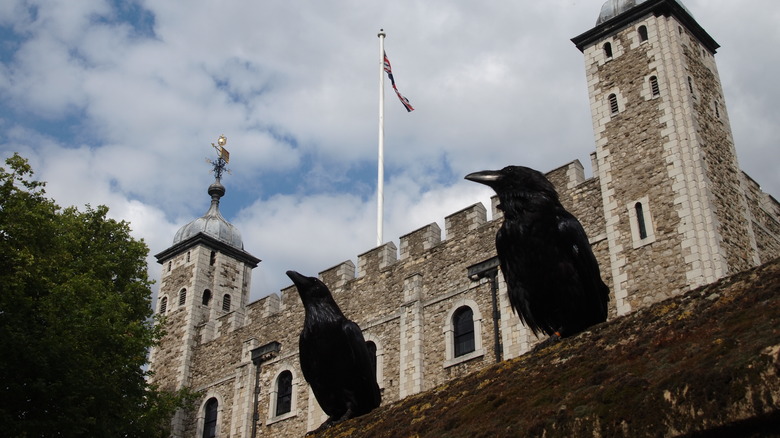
[2,0,779,302]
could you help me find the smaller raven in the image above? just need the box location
[286,271,381,434]
[465,166,609,340]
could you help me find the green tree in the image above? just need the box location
[0,154,197,437]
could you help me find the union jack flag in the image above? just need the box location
[383,52,414,112]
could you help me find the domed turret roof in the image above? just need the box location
[596,0,693,25]
[172,180,244,249]
[597,0,649,24]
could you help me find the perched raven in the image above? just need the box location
[286,270,381,433]
[465,166,609,339]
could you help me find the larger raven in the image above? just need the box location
[286,270,381,434]
[465,166,609,339]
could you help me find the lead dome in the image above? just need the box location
[172,180,244,249]
[596,0,693,25]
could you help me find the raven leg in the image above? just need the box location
[306,406,356,436]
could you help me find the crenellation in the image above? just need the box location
[279,284,298,310]
[319,260,356,290]
[546,160,586,192]
[444,203,487,240]
[490,195,502,220]
[357,242,398,278]
[262,293,281,317]
[399,223,442,260]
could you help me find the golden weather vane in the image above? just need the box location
[207,134,231,180]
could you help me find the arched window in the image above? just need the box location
[608,93,619,114]
[186,251,191,263]
[635,202,648,240]
[603,42,613,58]
[222,294,231,312]
[179,289,187,306]
[638,25,648,42]
[203,397,218,438]
[210,251,216,266]
[167,261,172,272]
[366,341,378,377]
[202,289,212,306]
[453,306,475,357]
[275,371,293,416]
[650,76,660,97]
[159,296,168,314]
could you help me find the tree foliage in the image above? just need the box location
[0,154,197,437]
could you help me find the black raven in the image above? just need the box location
[465,166,609,339]
[286,270,381,433]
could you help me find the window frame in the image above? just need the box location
[627,196,657,248]
[202,398,218,438]
[638,25,648,43]
[453,307,476,358]
[267,367,298,424]
[649,76,660,97]
[608,93,620,115]
[275,370,293,417]
[443,300,485,368]
[159,296,168,314]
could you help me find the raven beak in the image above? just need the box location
[465,170,502,186]
[286,270,311,288]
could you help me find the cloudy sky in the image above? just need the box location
[1,0,778,302]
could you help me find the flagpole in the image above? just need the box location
[377,29,386,247]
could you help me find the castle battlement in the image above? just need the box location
[357,242,398,278]
[149,3,780,435]
[399,223,441,260]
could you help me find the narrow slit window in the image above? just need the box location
[715,101,720,118]
[203,398,218,438]
[275,371,293,416]
[638,25,648,42]
[222,294,231,312]
[688,76,694,94]
[650,76,660,97]
[635,202,648,239]
[603,42,613,58]
[210,251,216,266]
[186,251,190,263]
[179,289,187,306]
[608,93,619,114]
[168,261,172,272]
[366,341,378,377]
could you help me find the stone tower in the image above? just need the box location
[572,0,767,315]
[149,176,260,435]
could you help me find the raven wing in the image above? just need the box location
[496,208,608,337]
[554,211,609,333]
[341,320,382,412]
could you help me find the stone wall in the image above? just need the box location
[169,167,619,436]
[742,172,780,263]
[158,149,779,436]
[151,5,780,436]
[584,13,692,314]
